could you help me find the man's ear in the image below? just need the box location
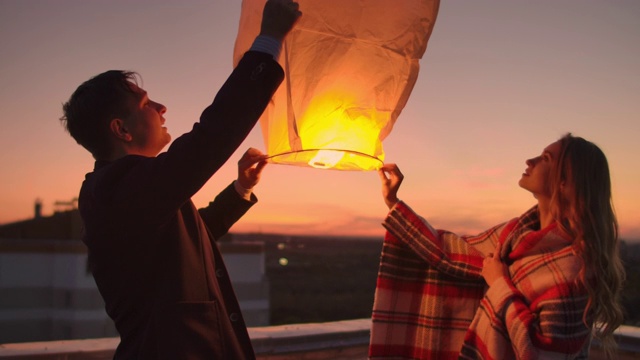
[109,118,132,142]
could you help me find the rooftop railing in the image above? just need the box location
[1,319,639,360]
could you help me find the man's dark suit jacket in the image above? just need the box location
[79,51,284,359]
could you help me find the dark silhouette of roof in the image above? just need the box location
[0,209,82,240]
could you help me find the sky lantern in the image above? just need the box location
[234,0,440,171]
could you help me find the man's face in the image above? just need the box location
[121,82,171,157]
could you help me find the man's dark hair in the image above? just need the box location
[60,70,140,160]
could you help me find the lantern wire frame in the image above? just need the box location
[266,148,383,171]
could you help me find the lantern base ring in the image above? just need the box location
[265,148,384,171]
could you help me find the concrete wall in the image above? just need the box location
[2,321,638,360]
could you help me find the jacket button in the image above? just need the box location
[229,313,239,322]
[250,63,265,80]
[215,269,224,278]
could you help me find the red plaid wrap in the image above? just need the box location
[369,201,592,359]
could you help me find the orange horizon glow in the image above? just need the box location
[1,1,638,242]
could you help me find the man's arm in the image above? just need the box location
[115,1,300,226]
[198,148,268,239]
[199,183,255,240]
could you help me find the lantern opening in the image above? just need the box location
[267,149,383,171]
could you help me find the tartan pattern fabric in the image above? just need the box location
[369,201,591,359]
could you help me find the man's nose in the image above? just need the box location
[154,101,167,114]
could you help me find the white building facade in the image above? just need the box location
[0,235,269,344]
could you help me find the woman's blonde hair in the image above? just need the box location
[551,133,625,359]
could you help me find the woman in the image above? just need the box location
[369,134,624,359]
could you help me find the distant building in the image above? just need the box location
[0,206,269,344]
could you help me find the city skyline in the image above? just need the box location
[1,0,638,240]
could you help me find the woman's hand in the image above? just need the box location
[378,163,403,209]
[481,241,509,286]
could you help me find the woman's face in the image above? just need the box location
[518,140,562,201]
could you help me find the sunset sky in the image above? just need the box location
[1,0,638,241]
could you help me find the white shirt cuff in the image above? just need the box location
[233,180,253,201]
[249,35,282,60]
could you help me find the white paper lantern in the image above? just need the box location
[234,0,440,170]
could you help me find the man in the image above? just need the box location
[59,1,301,358]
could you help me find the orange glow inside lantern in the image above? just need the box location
[234,0,440,171]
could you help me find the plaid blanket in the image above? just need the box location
[369,201,592,359]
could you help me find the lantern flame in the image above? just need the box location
[308,150,345,169]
